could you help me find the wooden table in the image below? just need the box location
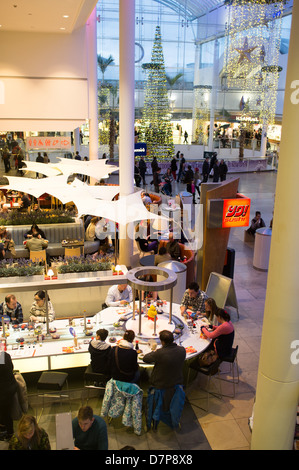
[61,238,85,255]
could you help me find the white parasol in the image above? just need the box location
[22,161,62,177]
[1,176,169,228]
[76,190,168,225]
[69,179,120,201]
[54,158,119,181]
[1,176,46,199]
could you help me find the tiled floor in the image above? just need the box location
[0,164,277,450]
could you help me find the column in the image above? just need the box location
[208,40,219,151]
[73,128,80,155]
[251,4,299,450]
[191,44,201,142]
[86,7,99,163]
[118,0,135,266]
[259,120,268,157]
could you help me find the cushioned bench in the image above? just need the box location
[5,220,100,258]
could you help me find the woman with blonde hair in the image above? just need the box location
[204,297,218,325]
[0,190,6,207]
[9,414,51,450]
[85,217,100,241]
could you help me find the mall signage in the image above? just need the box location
[134,142,147,157]
[26,136,71,150]
[222,194,251,228]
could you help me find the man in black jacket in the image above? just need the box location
[142,330,186,389]
[138,156,147,185]
[177,154,186,182]
[202,157,210,182]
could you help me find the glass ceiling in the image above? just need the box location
[154,0,225,20]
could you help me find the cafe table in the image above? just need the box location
[4,302,210,373]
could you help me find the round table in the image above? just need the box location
[95,302,210,361]
[5,303,210,373]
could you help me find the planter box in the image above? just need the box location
[57,270,113,279]
[0,274,45,284]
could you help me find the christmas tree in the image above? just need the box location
[140,26,174,160]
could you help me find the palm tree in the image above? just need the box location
[97,54,115,85]
[165,72,183,101]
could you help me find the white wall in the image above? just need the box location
[0,29,89,131]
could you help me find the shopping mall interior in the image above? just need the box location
[0,0,298,453]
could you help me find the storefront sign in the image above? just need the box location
[235,115,259,123]
[26,136,71,150]
[134,142,147,157]
[222,195,251,228]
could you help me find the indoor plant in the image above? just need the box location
[56,255,112,274]
[0,258,44,278]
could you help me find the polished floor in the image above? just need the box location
[0,165,277,450]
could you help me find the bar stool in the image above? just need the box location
[83,364,109,403]
[218,346,239,397]
[187,358,222,412]
[37,371,70,421]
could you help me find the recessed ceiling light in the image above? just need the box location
[60,27,66,30]
[63,15,69,18]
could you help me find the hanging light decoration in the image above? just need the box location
[260,64,283,125]
[193,85,211,145]
[224,0,284,125]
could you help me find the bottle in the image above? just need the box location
[0,337,7,351]
[135,340,139,351]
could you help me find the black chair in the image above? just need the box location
[218,346,239,398]
[84,364,109,402]
[187,357,222,411]
[37,371,70,420]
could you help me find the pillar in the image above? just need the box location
[86,7,99,163]
[118,0,135,266]
[191,44,201,142]
[259,120,268,157]
[73,128,81,155]
[208,40,219,151]
[251,4,299,450]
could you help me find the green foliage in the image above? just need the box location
[57,255,111,274]
[97,54,115,83]
[0,259,44,277]
[0,210,75,226]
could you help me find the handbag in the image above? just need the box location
[198,350,218,367]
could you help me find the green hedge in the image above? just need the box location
[0,209,76,226]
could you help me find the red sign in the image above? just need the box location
[26,137,71,150]
[222,195,251,228]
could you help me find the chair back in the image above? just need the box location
[64,247,81,258]
[129,253,140,268]
[231,345,238,361]
[222,345,238,363]
[30,250,47,264]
